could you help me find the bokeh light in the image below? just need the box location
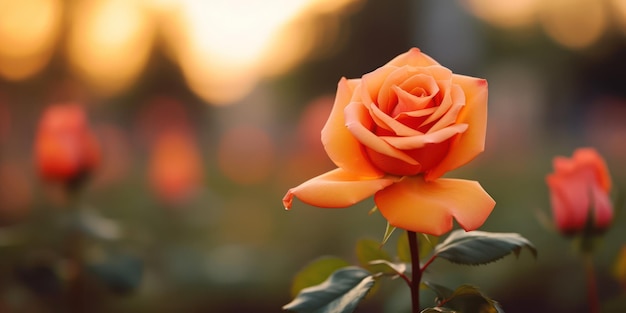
[148,129,203,205]
[67,0,154,96]
[462,0,538,29]
[539,0,606,49]
[163,0,358,105]
[0,0,62,80]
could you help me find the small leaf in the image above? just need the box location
[381,222,396,246]
[423,281,454,303]
[421,307,457,313]
[368,260,407,276]
[356,239,391,273]
[432,230,537,265]
[283,267,375,313]
[291,257,351,298]
[436,285,504,313]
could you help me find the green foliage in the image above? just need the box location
[283,267,375,313]
[423,281,454,303]
[368,259,407,276]
[427,285,504,313]
[88,253,143,295]
[421,307,457,313]
[355,239,392,273]
[291,256,351,298]
[432,230,537,265]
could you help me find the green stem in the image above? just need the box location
[408,231,421,313]
[583,253,600,313]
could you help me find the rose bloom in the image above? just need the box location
[283,48,495,236]
[34,104,101,185]
[546,148,613,235]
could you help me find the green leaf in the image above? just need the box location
[421,307,457,313]
[283,267,375,313]
[423,281,454,303]
[368,259,407,276]
[432,230,537,265]
[436,285,504,313]
[356,239,391,273]
[291,257,351,297]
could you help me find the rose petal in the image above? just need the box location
[393,84,435,114]
[427,84,466,133]
[322,78,382,178]
[380,123,468,150]
[283,168,398,209]
[573,148,612,192]
[369,102,423,137]
[546,172,590,231]
[385,48,440,67]
[591,181,613,229]
[344,101,418,165]
[425,75,488,181]
[361,66,398,112]
[375,176,495,235]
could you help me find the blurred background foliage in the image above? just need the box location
[0,0,625,312]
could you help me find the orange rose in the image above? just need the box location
[34,104,101,185]
[283,48,495,236]
[546,148,613,235]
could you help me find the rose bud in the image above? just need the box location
[34,104,101,188]
[546,148,613,235]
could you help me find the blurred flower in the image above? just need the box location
[34,104,101,186]
[546,148,613,235]
[148,129,203,205]
[283,48,495,236]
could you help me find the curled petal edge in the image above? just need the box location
[283,168,399,209]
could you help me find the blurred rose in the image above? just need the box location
[284,48,495,235]
[34,104,100,186]
[546,148,613,235]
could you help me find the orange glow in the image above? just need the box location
[463,0,538,29]
[217,125,275,185]
[0,0,62,80]
[149,129,203,205]
[610,0,626,34]
[67,0,154,96]
[539,0,606,49]
[162,0,359,105]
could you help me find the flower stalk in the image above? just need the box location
[408,231,421,313]
[583,252,600,313]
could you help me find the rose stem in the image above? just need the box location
[583,252,600,313]
[408,231,421,313]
